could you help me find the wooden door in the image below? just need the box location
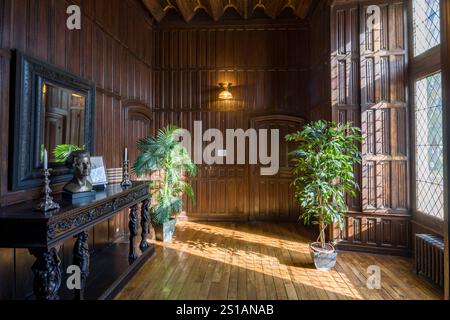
[123,103,152,177]
[249,115,305,221]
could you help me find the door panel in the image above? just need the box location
[331,0,411,254]
[249,115,305,221]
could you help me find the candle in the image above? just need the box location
[125,147,128,162]
[44,148,48,170]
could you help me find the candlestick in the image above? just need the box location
[44,148,48,170]
[121,157,132,188]
[35,168,60,212]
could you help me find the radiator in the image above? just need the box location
[415,234,444,288]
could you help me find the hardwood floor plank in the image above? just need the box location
[271,231,299,300]
[152,226,201,300]
[117,222,443,300]
[207,225,232,300]
[260,236,278,299]
[236,225,248,300]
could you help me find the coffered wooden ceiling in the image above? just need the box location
[142,0,315,23]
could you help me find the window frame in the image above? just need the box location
[408,0,444,235]
[411,0,441,57]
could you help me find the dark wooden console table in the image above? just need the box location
[0,181,154,300]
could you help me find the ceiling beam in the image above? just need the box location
[237,0,249,19]
[194,0,213,20]
[250,0,264,17]
[142,0,316,22]
[175,0,197,22]
[265,0,285,19]
[207,0,224,21]
[224,0,247,19]
[295,0,313,19]
[280,0,296,14]
[142,0,166,22]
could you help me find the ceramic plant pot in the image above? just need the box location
[154,218,177,242]
[310,242,337,271]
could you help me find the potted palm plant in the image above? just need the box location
[133,126,196,242]
[53,144,83,162]
[286,120,362,271]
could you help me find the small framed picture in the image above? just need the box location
[89,156,108,187]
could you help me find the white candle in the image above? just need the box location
[125,147,128,162]
[44,148,48,170]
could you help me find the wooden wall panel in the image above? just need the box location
[331,3,362,214]
[152,22,310,220]
[310,0,332,121]
[0,0,153,299]
[249,115,304,220]
[331,0,411,255]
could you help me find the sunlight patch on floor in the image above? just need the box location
[147,222,363,300]
[117,222,442,300]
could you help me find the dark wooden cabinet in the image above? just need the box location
[0,0,154,299]
[0,182,154,300]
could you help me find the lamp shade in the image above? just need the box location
[218,83,233,100]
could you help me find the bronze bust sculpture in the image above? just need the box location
[63,150,93,194]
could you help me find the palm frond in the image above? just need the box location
[133,125,197,225]
[53,144,83,163]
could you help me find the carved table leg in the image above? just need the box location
[73,231,90,300]
[29,248,62,300]
[129,204,139,263]
[140,199,150,252]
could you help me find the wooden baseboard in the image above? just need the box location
[335,241,412,257]
[177,214,299,223]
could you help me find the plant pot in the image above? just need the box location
[154,218,177,242]
[310,242,337,271]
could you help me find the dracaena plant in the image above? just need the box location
[133,126,197,225]
[285,120,362,249]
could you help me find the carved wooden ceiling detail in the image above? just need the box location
[142,0,315,22]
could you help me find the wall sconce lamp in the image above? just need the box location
[218,83,233,100]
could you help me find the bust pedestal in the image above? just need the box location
[62,190,96,202]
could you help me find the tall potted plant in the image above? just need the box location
[133,126,196,242]
[286,120,362,271]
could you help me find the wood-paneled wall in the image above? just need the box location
[331,0,411,255]
[309,0,332,121]
[0,0,153,299]
[1,0,414,299]
[150,20,310,221]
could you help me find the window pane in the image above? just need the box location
[413,0,441,56]
[415,73,444,220]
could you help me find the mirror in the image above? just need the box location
[10,50,96,191]
[42,83,86,164]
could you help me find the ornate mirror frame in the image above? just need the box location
[9,50,96,191]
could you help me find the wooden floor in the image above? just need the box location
[117,222,443,300]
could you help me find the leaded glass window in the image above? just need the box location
[415,73,444,220]
[413,0,441,56]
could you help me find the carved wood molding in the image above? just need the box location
[47,186,149,242]
[122,101,153,156]
[143,0,316,23]
[250,114,306,125]
[123,100,152,122]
